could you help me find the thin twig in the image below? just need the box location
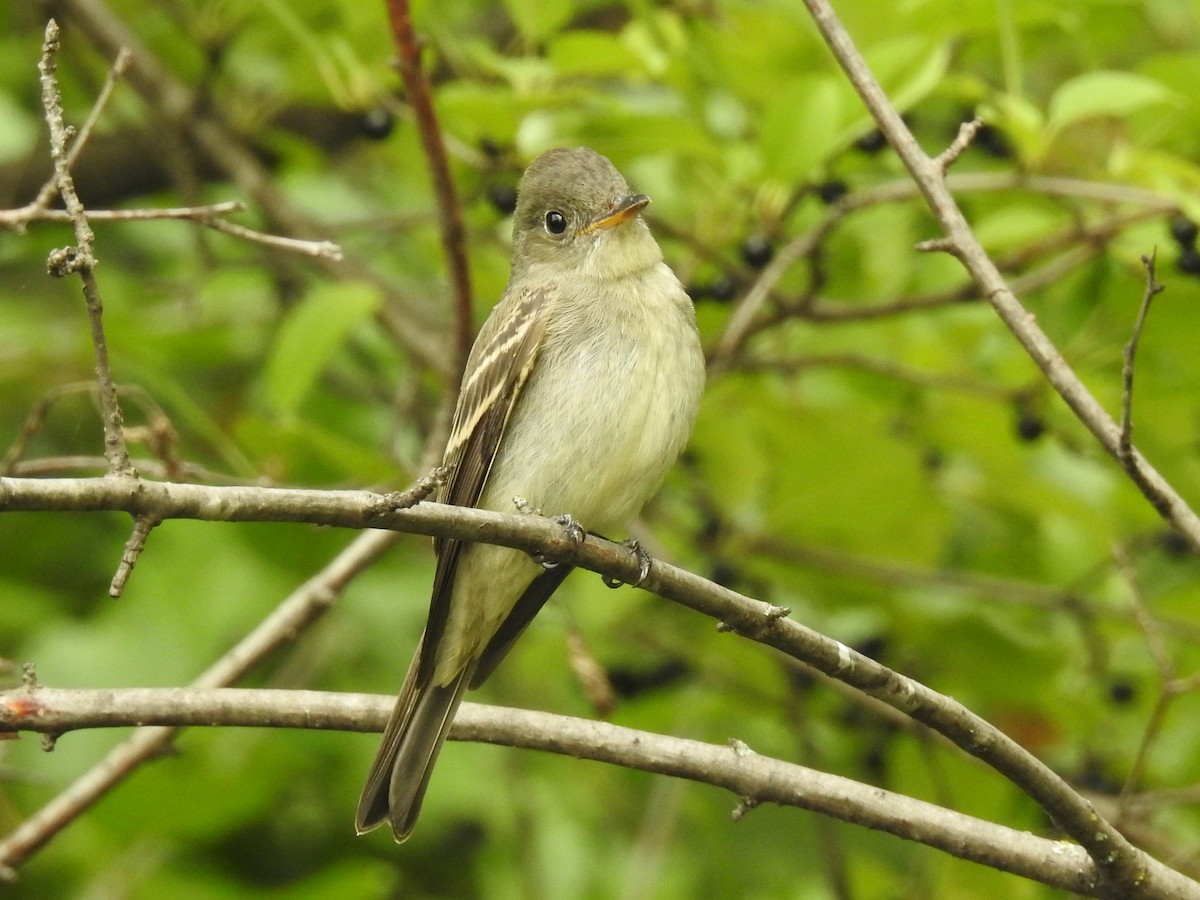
[934,118,984,171]
[1119,252,1164,468]
[13,45,132,229]
[109,514,160,597]
[0,200,243,227]
[1,200,345,260]
[197,214,343,260]
[38,19,132,477]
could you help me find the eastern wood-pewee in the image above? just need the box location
[355,147,705,841]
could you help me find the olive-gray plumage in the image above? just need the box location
[356,147,705,841]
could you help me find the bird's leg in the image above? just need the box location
[602,538,652,589]
[513,497,585,570]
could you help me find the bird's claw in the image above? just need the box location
[516,502,586,570]
[553,513,586,546]
[602,538,652,589]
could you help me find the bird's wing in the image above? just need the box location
[470,563,574,688]
[417,285,551,683]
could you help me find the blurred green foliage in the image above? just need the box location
[3,0,1200,896]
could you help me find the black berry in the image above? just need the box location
[708,273,738,302]
[816,180,849,204]
[1108,679,1136,706]
[1178,246,1200,275]
[854,129,887,154]
[487,183,518,216]
[741,234,774,269]
[1169,214,1198,248]
[359,107,395,140]
[974,123,1012,159]
[1015,411,1045,442]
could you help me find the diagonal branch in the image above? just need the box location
[2,471,1198,898]
[800,1,1198,891]
[0,527,398,874]
[799,0,1200,566]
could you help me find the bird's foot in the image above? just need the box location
[553,513,586,546]
[602,538,652,589]
[514,499,586,570]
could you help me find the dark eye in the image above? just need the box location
[544,210,568,235]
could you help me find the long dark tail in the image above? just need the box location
[355,638,473,842]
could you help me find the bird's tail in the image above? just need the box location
[355,638,473,842]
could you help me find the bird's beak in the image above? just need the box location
[585,194,651,232]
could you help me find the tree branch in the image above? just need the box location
[800,1,1198,890]
[45,0,445,370]
[385,0,474,382]
[0,525,398,874]
[0,685,1145,897]
[2,473,1197,896]
[38,20,132,477]
[1119,253,1164,469]
[800,0,1200,572]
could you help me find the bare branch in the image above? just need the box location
[934,117,984,171]
[196,214,344,260]
[0,470,1191,896]
[0,685,1152,897]
[109,514,159,597]
[1,200,345,260]
[0,527,398,873]
[799,1,1197,889]
[10,44,132,229]
[38,19,132,477]
[710,172,1174,365]
[1,200,244,226]
[51,0,445,370]
[799,5,1200,560]
[1120,252,1165,468]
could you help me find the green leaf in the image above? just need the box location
[547,30,644,78]
[760,75,845,182]
[501,0,573,44]
[263,281,380,417]
[980,93,1047,166]
[1048,71,1176,131]
[866,35,950,114]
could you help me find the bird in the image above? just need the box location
[355,146,706,841]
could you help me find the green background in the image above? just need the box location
[3,0,1200,896]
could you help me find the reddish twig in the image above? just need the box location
[384,0,474,385]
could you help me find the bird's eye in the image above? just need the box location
[544,210,568,235]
